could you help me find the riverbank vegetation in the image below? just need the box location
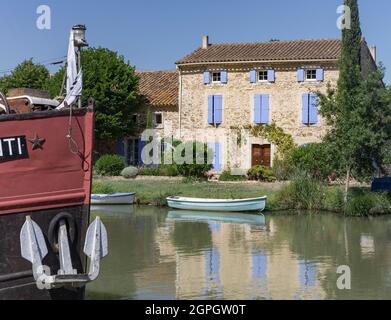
[92,177,391,216]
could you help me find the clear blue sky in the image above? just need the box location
[0,0,390,83]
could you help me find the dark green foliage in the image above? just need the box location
[95,154,126,176]
[0,59,50,94]
[247,166,276,182]
[277,173,326,211]
[146,107,153,130]
[318,0,391,200]
[48,48,140,141]
[91,181,115,194]
[324,187,345,212]
[219,170,247,182]
[344,190,391,217]
[288,144,333,180]
[138,165,180,177]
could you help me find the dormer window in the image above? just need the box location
[306,69,317,81]
[212,72,222,83]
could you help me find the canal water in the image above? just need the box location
[86,206,391,300]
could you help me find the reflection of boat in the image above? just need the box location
[166,196,267,213]
[167,211,266,226]
[91,205,135,215]
[91,193,136,205]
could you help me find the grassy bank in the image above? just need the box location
[93,178,284,208]
[92,177,391,216]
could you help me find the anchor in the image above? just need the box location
[20,216,108,289]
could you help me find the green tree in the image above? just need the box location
[319,0,391,202]
[48,48,140,141]
[0,59,50,94]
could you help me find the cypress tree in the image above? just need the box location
[319,0,391,203]
[338,0,363,94]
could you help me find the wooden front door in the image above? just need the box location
[252,144,271,168]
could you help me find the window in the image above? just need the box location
[153,112,163,127]
[306,69,317,81]
[258,70,268,82]
[212,72,221,83]
[127,138,140,166]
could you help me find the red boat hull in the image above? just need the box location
[0,108,94,300]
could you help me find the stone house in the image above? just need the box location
[122,36,377,172]
[174,36,377,172]
[119,70,179,166]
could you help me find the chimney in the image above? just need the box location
[202,35,209,49]
[370,46,377,63]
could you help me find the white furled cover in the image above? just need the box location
[57,31,83,109]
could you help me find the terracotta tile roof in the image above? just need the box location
[176,39,342,65]
[137,70,178,106]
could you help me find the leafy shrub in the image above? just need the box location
[175,141,213,179]
[219,170,247,182]
[159,165,180,177]
[247,166,276,182]
[325,187,345,212]
[272,159,292,181]
[138,167,160,176]
[345,192,391,216]
[121,166,138,179]
[288,143,333,180]
[92,181,115,194]
[138,165,180,177]
[277,172,326,210]
[95,154,126,176]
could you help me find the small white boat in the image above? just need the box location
[91,193,136,205]
[166,196,267,213]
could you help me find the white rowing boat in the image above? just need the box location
[91,193,136,205]
[166,196,267,213]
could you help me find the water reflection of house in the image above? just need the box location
[140,218,327,300]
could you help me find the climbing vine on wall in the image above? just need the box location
[230,122,296,159]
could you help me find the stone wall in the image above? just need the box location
[131,104,179,139]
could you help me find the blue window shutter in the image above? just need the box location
[254,94,261,124]
[208,96,214,124]
[309,93,318,124]
[213,95,223,124]
[250,69,257,83]
[208,142,221,172]
[203,71,210,84]
[316,68,324,81]
[302,93,310,124]
[261,94,270,124]
[116,138,125,156]
[221,70,228,84]
[268,69,275,82]
[297,68,305,82]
